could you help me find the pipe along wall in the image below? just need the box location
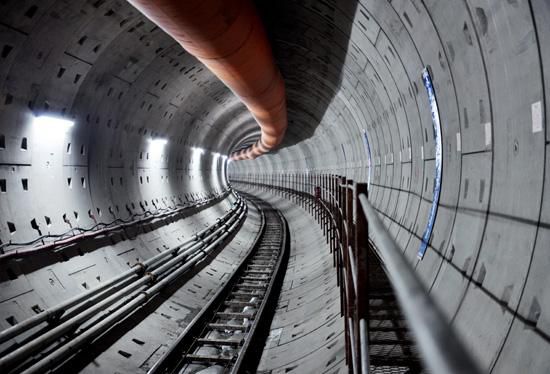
[0,0,549,373]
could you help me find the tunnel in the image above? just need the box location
[0,0,548,373]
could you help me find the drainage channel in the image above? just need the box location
[149,193,289,374]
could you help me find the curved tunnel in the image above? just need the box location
[0,0,549,373]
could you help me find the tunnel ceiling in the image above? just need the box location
[0,0,262,156]
[0,0,550,372]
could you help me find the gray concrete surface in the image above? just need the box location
[0,0,548,372]
[77,200,263,373]
[240,187,346,374]
[231,1,550,372]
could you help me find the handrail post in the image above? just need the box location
[301,174,307,209]
[339,177,349,367]
[344,179,356,372]
[354,183,369,373]
[294,173,298,203]
[324,174,329,242]
[332,175,338,255]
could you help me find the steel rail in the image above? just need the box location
[0,197,243,346]
[149,193,288,374]
[0,200,247,373]
[16,212,246,374]
[147,196,267,373]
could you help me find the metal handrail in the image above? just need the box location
[358,193,482,374]
[232,176,482,374]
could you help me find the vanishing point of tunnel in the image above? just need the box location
[0,0,549,373]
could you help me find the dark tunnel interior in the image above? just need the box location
[0,0,549,373]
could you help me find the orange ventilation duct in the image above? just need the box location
[127,0,287,160]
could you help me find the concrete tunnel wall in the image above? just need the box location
[0,0,548,373]
[230,0,550,372]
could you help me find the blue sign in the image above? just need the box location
[418,67,443,259]
[362,129,372,190]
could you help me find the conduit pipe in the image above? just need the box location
[0,197,244,345]
[127,0,287,160]
[19,212,246,374]
[0,191,231,261]
[0,203,247,371]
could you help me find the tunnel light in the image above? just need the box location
[212,152,228,162]
[190,147,205,170]
[148,138,168,160]
[192,147,205,155]
[32,115,74,141]
[148,138,167,146]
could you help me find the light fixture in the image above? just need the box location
[148,138,168,146]
[148,138,168,160]
[32,115,74,141]
[192,146,205,155]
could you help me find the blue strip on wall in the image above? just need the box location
[418,67,443,259]
[341,143,347,161]
[362,129,372,190]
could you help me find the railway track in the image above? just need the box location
[149,193,289,374]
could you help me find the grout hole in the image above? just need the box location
[31,304,44,314]
[1,45,13,58]
[30,218,40,233]
[7,221,16,233]
[118,350,132,358]
[24,5,38,18]
[6,267,17,280]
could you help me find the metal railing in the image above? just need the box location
[231,173,482,374]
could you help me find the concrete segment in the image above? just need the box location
[0,0,547,372]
